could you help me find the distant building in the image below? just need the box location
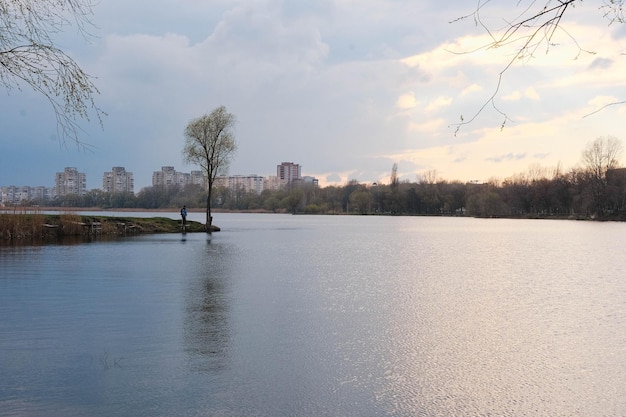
[191,171,206,188]
[230,175,265,194]
[175,172,190,187]
[301,176,319,187]
[1,185,52,205]
[54,167,86,196]
[214,163,317,194]
[277,162,301,184]
[214,175,262,194]
[103,167,134,193]
[264,175,286,191]
[152,166,201,189]
[152,166,177,188]
[148,162,315,194]
[31,186,50,202]
[1,186,16,205]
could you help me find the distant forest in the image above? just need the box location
[28,164,626,220]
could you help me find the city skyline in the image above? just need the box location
[0,161,313,201]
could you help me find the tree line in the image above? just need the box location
[36,137,626,220]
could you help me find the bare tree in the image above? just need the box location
[183,106,237,233]
[450,0,626,133]
[0,0,103,145]
[582,136,622,177]
[581,136,623,215]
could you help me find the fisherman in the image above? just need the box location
[180,205,187,226]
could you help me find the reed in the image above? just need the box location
[0,213,46,240]
[58,213,86,236]
[100,221,119,235]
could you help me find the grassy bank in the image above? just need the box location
[0,213,217,241]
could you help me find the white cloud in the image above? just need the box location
[408,118,446,134]
[461,83,482,96]
[502,91,522,101]
[396,92,417,109]
[425,96,453,111]
[502,88,540,101]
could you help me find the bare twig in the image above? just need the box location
[0,0,104,146]
[448,0,623,133]
[583,100,626,117]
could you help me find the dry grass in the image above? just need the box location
[0,213,46,240]
[100,221,120,235]
[58,213,86,236]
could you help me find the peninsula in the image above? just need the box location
[0,213,218,241]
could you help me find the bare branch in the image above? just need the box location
[583,99,626,117]
[600,0,626,24]
[0,0,104,146]
[448,0,624,133]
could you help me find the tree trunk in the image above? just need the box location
[206,190,212,234]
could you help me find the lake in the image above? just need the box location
[1,213,625,416]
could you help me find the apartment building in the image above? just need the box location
[277,162,301,184]
[191,171,206,188]
[152,166,177,188]
[1,162,314,205]
[152,166,204,188]
[103,167,134,193]
[54,167,87,196]
[212,162,316,194]
[0,185,51,205]
[263,175,287,191]
[215,175,265,194]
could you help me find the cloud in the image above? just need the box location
[396,92,417,109]
[461,83,482,96]
[589,57,613,70]
[502,87,540,101]
[485,153,527,163]
[425,96,453,111]
[408,118,446,134]
[453,154,468,163]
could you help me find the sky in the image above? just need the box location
[1,0,626,190]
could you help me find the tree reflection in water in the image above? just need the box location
[183,240,235,373]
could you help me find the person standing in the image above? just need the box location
[181,205,187,226]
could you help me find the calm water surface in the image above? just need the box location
[1,214,625,416]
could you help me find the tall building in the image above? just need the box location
[191,171,206,188]
[175,172,190,187]
[152,166,198,188]
[230,175,265,194]
[54,167,86,196]
[152,166,177,188]
[103,167,134,193]
[277,162,301,184]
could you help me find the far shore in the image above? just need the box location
[3,206,625,223]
